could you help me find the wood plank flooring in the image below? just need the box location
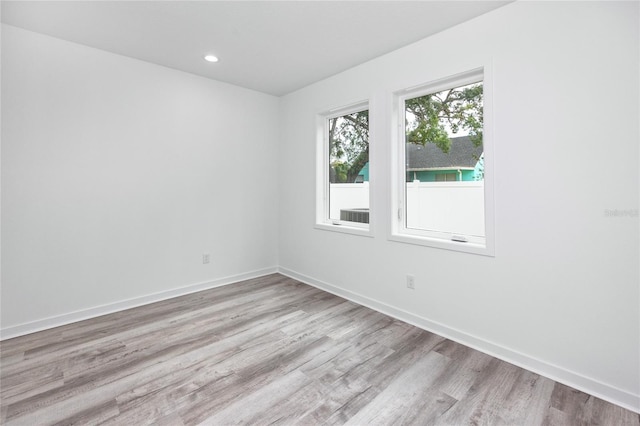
[1,274,638,425]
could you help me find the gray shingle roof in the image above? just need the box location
[406,135,483,170]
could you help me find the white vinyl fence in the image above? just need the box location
[329,181,485,236]
[329,183,370,220]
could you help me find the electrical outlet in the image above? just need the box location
[202,253,211,264]
[406,274,415,290]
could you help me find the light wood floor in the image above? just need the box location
[1,274,638,425]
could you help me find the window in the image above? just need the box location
[316,102,371,236]
[435,173,458,182]
[391,68,494,255]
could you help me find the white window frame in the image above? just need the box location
[315,100,372,237]
[390,66,495,256]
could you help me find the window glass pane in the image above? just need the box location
[404,81,484,237]
[327,110,370,224]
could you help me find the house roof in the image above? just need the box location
[406,136,483,171]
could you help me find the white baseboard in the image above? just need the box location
[277,266,640,414]
[0,267,278,341]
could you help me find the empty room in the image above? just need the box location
[1,1,639,424]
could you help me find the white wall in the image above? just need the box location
[279,1,639,411]
[1,1,638,413]
[1,25,280,333]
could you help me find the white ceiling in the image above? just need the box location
[1,1,510,96]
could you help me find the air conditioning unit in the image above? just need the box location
[340,208,370,224]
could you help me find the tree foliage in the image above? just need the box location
[406,83,483,153]
[329,110,369,183]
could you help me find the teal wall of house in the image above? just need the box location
[406,169,476,182]
[358,162,481,183]
[357,163,370,182]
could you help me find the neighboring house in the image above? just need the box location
[405,135,483,182]
[355,135,483,183]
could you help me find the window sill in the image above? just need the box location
[315,222,373,238]
[389,233,494,256]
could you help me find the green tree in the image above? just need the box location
[329,110,369,183]
[406,82,483,152]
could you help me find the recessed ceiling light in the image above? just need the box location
[204,55,219,63]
